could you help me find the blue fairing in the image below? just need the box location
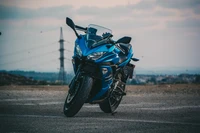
[75,36,115,56]
[73,35,133,101]
[90,65,113,101]
[119,48,133,67]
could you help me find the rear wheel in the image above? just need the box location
[63,75,93,117]
[99,80,125,113]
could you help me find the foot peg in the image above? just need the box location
[111,111,117,116]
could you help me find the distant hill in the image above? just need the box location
[135,67,200,75]
[7,70,59,82]
[0,72,48,86]
[0,70,74,85]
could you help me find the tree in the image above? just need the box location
[195,75,200,83]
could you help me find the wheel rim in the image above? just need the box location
[64,80,81,110]
[67,80,80,103]
[109,81,125,111]
[109,90,122,109]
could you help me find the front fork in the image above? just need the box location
[69,64,82,93]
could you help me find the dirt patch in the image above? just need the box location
[0,85,68,91]
[0,84,199,95]
[126,84,200,95]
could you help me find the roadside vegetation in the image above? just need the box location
[0,71,200,86]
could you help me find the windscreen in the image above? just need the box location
[86,24,112,48]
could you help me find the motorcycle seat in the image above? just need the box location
[119,43,131,56]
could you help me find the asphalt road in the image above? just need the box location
[0,89,200,133]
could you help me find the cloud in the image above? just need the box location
[193,6,200,14]
[37,5,74,18]
[156,0,200,9]
[167,18,200,28]
[128,0,156,10]
[0,0,156,20]
[156,0,200,15]
[1,1,199,32]
[76,5,133,18]
[0,4,74,19]
[154,10,176,17]
[76,0,157,18]
[0,5,33,19]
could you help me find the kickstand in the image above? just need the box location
[111,111,117,116]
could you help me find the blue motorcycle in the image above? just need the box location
[63,17,139,117]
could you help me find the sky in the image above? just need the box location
[0,0,200,73]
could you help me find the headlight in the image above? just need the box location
[75,44,82,57]
[87,52,106,60]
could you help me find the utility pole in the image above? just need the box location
[58,27,66,85]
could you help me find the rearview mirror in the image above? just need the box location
[66,17,75,30]
[66,17,80,38]
[116,36,132,44]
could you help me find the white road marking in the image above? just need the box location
[0,98,62,102]
[83,102,162,108]
[0,98,46,102]
[1,102,161,106]
[138,105,200,110]
[83,104,200,110]
[15,103,36,106]
[1,98,200,111]
[4,102,200,111]
[38,102,63,105]
[9,102,64,106]
[1,99,200,111]
[0,114,199,126]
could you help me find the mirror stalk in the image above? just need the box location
[66,17,81,39]
[74,29,80,39]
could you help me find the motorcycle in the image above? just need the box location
[63,17,139,117]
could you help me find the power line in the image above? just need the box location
[0,50,58,66]
[65,49,73,53]
[0,25,65,43]
[0,41,57,58]
[0,49,73,68]
[17,56,73,71]
[18,58,59,70]
[0,25,74,72]
[0,41,73,58]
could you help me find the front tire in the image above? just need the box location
[63,75,93,117]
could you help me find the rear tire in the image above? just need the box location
[99,95,123,113]
[99,80,125,113]
[99,99,112,113]
[63,75,93,117]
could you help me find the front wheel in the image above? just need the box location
[63,75,93,117]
